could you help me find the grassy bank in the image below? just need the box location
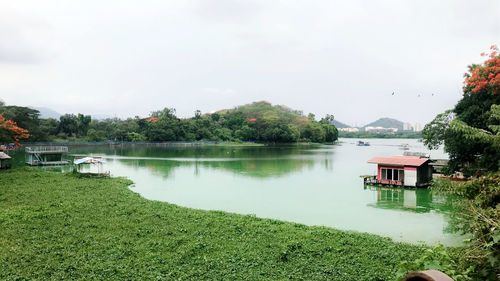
[0,169,426,280]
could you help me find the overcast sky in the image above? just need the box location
[0,0,498,126]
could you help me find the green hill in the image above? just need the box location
[215,101,337,143]
[362,118,404,130]
[222,101,308,123]
[332,120,351,128]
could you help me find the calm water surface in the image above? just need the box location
[16,138,463,245]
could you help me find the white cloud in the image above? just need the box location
[0,0,498,125]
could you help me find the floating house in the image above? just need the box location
[73,156,109,177]
[0,152,11,169]
[25,146,69,166]
[366,155,433,187]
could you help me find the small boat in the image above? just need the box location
[357,141,370,146]
[399,143,410,150]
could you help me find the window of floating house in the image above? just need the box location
[381,168,404,181]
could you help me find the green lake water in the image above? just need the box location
[13,138,463,246]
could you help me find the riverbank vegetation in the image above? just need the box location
[421,46,499,280]
[0,101,337,144]
[431,174,499,280]
[1,168,425,280]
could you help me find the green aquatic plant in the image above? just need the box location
[0,168,428,280]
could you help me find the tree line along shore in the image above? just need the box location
[0,101,338,145]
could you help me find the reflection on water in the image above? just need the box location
[70,145,322,179]
[116,157,316,179]
[10,139,464,245]
[365,185,452,213]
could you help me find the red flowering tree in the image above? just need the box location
[424,45,500,175]
[146,117,158,123]
[0,113,30,146]
[463,45,500,94]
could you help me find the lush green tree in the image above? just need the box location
[39,118,60,139]
[77,114,91,137]
[211,113,220,122]
[235,125,257,141]
[431,173,500,280]
[1,101,337,144]
[213,127,233,141]
[261,123,299,142]
[86,128,106,142]
[322,123,338,142]
[422,47,500,279]
[423,46,500,175]
[125,132,146,142]
[59,114,78,137]
[320,114,335,124]
[151,107,176,119]
[225,112,246,130]
[0,113,30,145]
[422,110,454,149]
[307,113,315,121]
[0,105,44,141]
[301,122,326,142]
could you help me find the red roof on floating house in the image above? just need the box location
[367,155,429,167]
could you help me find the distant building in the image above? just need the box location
[403,123,413,131]
[339,127,359,132]
[413,123,422,132]
[364,126,398,133]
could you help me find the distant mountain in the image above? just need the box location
[32,107,61,119]
[91,114,113,120]
[331,120,351,128]
[362,118,404,131]
[29,107,112,120]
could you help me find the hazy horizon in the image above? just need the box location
[22,102,425,128]
[1,0,499,126]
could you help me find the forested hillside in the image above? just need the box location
[0,101,337,143]
[362,117,404,130]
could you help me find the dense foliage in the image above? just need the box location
[0,169,425,280]
[423,46,500,175]
[0,101,337,144]
[396,244,471,281]
[431,174,499,281]
[421,46,499,280]
[0,113,29,146]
